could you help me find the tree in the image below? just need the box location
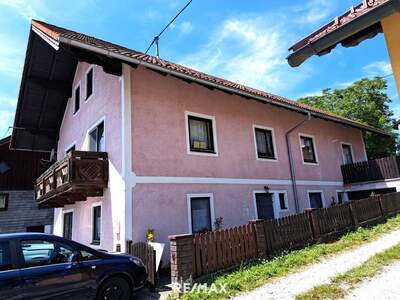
[298,77,397,159]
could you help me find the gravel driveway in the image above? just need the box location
[344,260,400,300]
[234,229,400,300]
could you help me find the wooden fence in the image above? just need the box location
[192,223,257,278]
[127,241,157,288]
[169,192,400,283]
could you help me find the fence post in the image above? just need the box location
[249,219,267,258]
[376,195,385,217]
[349,201,359,227]
[305,209,320,241]
[169,234,194,284]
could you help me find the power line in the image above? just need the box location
[144,0,194,57]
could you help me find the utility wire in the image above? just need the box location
[144,0,193,57]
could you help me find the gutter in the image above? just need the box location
[287,0,400,67]
[58,36,389,137]
[285,112,311,213]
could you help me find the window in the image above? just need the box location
[21,240,74,267]
[73,85,80,114]
[66,145,76,155]
[89,121,105,152]
[189,196,212,233]
[0,242,12,271]
[80,249,98,261]
[254,127,276,159]
[342,144,354,165]
[309,192,324,209]
[337,191,346,204]
[300,135,317,164]
[187,115,215,153]
[92,205,101,245]
[255,193,275,220]
[0,194,8,211]
[278,192,288,210]
[63,212,73,240]
[86,67,93,100]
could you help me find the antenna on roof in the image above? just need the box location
[145,0,194,58]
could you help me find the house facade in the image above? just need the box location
[0,137,53,233]
[11,20,390,261]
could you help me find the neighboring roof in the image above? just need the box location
[287,0,400,67]
[0,136,10,147]
[11,20,390,151]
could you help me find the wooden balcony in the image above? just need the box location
[341,156,400,185]
[36,151,108,208]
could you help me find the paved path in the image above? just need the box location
[345,260,400,300]
[234,229,400,300]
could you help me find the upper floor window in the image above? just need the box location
[342,143,354,165]
[73,85,80,114]
[89,121,105,152]
[86,67,93,100]
[300,135,318,164]
[254,126,276,160]
[187,113,217,155]
[0,194,8,211]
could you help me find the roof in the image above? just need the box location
[0,136,10,147]
[11,20,390,151]
[287,0,400,67]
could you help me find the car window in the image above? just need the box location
[21,240,74,267]
[80,249,98,261]
[0,242,13,271]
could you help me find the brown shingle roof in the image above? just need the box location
[31,19,389,136]
[289,0,390,52]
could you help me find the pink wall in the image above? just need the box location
[54,62,122,251]
[131,67,365,181]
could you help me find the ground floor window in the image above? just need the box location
[63,211,73,240]
[309,191,324,209]
[92,205,101,245]
[337,191,347,204]
[187,194,214,234]
[278,192,288,210]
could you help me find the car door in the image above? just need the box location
[18,238,94,300]
[0,240,23,300]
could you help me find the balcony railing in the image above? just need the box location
[36,151,108,207]
[341,156,400,185]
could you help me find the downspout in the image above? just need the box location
[285,112,311,213]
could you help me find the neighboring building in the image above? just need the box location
[11,20,390,261]
[288,0,400,200]
[0,136,53,233]
[287,0,400,95]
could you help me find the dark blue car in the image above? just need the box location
[0,233,147,300]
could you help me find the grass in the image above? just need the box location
[173,215,400,300]
[296,242,400,300]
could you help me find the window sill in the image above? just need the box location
[303,161,319,166]
[257,156,278,162]
[188,150,218,157]
[91,241,100,246]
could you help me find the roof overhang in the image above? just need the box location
[287,0,400,67]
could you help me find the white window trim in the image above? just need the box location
[186,193,216,234]
[91,202,102,248]
[336,189,349,203]
[299,133,319,166]
[253,190,288,219]
[340,142,355,165]
[252,124,278,162]
[64,141,77,156]
[84,116,106,152]
[62,209,74,239]
[307,190,326,208]
[85,65,95,102]
[73,81,81,116]
[185,111,218,157]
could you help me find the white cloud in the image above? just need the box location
[0,93,17,108]
[363,61,393,77]
[179,16,311,96]
[292,0,335,25]
[0,34,24,78]
[179,21,194,34]
[0,0,43,20]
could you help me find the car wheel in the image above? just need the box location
[97,277,131,300]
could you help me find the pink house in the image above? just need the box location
[11,20,390,262]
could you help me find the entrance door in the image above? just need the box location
[255,193,275,220]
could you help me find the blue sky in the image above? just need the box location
[0,0,398,138]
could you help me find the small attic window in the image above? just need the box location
[86,67,93,100]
